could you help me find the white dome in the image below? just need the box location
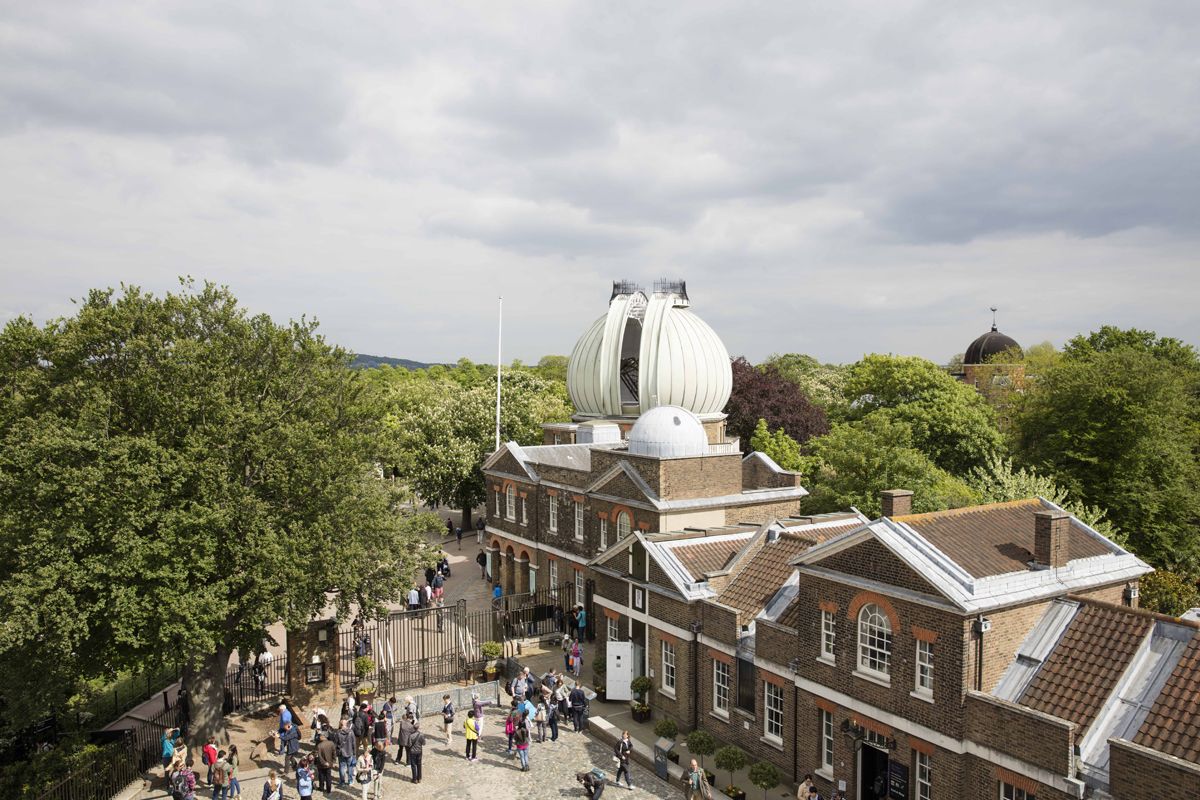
[567,285,732,419]
[628,406,709,458]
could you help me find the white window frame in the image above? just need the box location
[820,610,836,663]
[548,560,558,599]
[574,568,584,607]
[549,494,558,533]
[599,518,608,551]
[713,660,730,717]
[616,511,631,540]
[820,709,834,772]
[661,640,676,695]
[520,496,527,525]
[763,682,784,742]
[574,500,584,541]
[857,604,893,680]
[916,751,931,800]
[505,486,515,521]
[607,615,619,642]
[915,639,934,697]
[1000,782,1034,800]
[494,488,501,515]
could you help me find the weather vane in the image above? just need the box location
[990,306,998,330]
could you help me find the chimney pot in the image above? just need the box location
[881,489,914,518]
[1034,510,1070,568]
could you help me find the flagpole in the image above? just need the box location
[495,296,503,451]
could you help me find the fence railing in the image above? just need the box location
[34,739,139,800]
[224,656,290,715]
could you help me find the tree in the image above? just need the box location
[1139,570,1200,617]
[844,354,1005,475]
[760,353,849,415]
[1064,326,1199,369]
[686,728,716,771]
[725,357,829,454]
[749,419,804,471]
[1012,345,1200,570]
[0,281,427,743]
[1021,341,1061,379]
[748,761,782,800]
[803,415,979,517]
[533,355,569,382]
[392,370,572,529]
[714,745,748,793]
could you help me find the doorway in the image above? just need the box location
[858,743,888,800]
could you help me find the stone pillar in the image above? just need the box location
[515,555,530,594]
[286,619,340,711]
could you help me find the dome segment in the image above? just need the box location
[567,314,607,414]
[628,405,709,458]
[965,325,1022,364]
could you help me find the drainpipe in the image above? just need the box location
[974,614,986,692]
[689,620,702,731]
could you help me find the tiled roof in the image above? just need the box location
[1134,635,1200,762]
[776,598,803,630]
[671,540,745,580]
[719,523,861,618]
[894,499,1112,578]
[1019,603,1153,732]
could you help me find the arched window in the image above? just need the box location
[505,486,515,520]
[857,604,892,677]
[616,511,631,540]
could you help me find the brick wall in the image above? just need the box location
[724,498,806,526]
[659,453,743,499]
[964,691,1075,775]
[647,627,695,729]
[592,450,661,495]
[962,755,1075,800]
[741,455,804,490]
[652,591,699,633]
[1109,738,1200,800]
[815,539,940,596]
[756,620,798,669]
[965,598,1053,694]
[592,569,627,604]
[701,601,739,646]
[696,651,795,784]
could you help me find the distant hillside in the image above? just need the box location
[351,353,440,370]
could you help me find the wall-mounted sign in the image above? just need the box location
[305,663,326,685]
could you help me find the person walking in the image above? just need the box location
[513,712,531,771]
[260,770,282,800]
[227,745,241,798]
[407,585,420,611]
[441,694,455,746]
[353,752,374,800]
[456,525,464,549]
[475,515,485,545]
[335,719,356,787]
[464,709,481,762]
[569,685,587,732]
[476,550,488,580]
[546,694,559,742]
[533,700,548,743]
[446,516,454,538]
[685,759,712,800]
[571,639,583,678]
[211,750,232,800]
[406,720,426,784]
[614,730,634,788]
[315,733,336,795]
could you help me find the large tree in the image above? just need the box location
[391,370,572,529]
[725,357,829,454]
[0,282,426,742]
[1012,336,1200,570]
[843,354,1005,475]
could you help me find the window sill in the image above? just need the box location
[815,767,833,782]
[659,688,676,700]
[852,669,891,689]
[759,735,784,752]
[505,516,516,522]
[709,710,730,723]
[816,654,836,667]
[910,689,934,704]
[733,707,756,721]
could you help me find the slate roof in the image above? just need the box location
[719,521,862,618]
[1134,635,1200,762]
[1018,602,1154,733]
[894,498,1112,579]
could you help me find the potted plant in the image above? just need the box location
[714,745,748,800]
[592,654,607,701]
[748,761,782,800]
[630,675,653,722]
[686,729,717,786]
[481,641,503,680]
[653,718,679,762]
[353,655,376,705]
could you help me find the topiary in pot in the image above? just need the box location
[630,675,653,721]
[686,728,716,782]
[748,761,782,800]
[714,745,748,798]
[653,717,678,740]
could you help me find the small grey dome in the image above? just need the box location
[627,406,709,458]
[965,325,1022,365]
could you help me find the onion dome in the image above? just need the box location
[965,323,1022,364]
[627,405,709,458]
[566,281,732,420]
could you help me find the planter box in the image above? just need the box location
[631,707,652,723]
[705,771,716,786]
[667,751,680,764]
[722,789,746,800]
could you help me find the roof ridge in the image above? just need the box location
[893,497,1041,523]
[1066,593,1200,630]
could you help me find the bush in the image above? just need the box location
[630,675,653,702]
[686,729,716,767]
[1140,570,1200,616]
[481,641,503,660]
[748,761,782,799]
[592,654,607,676]
[353,656,375,681]
[714,745,748,790]
[653,717,678,739]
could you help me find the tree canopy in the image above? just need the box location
[748,418,804,471]
[0,282,427,740]
[725,357,829,454]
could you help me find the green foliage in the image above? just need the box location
[749,419,804,471]
[481,641,503,660]
[653,717,678,739]
[1139,571,1200,617]
[630,675,653,702]
[803,415,979,517]
[844,354,1005,475]
[354,656,376,681]
[0,280,426,733]
[748,761,782,797]
[533,355,570,382]
[761,353,849,415]
[1064,326,1198,369]
[714,745,748,788]
[1012,343,1200,570]
[0,737,112,799]
[1021,341,1061,378]
[686,728,716,767]
[592,654,606,676]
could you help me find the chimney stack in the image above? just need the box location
[1034,510,1071,568]
[881,489,914,518]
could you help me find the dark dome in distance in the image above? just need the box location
[965,325,1022,364]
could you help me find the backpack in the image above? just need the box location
[201,748,212,766]
[353,712,369,738]
[504,715,515,735]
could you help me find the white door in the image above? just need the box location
[607,641,634,701]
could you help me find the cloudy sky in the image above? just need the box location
[1,2,1197,365]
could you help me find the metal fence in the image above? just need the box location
[33,740,140,800]
[223,655,290,714]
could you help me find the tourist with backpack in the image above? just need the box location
[211,750,232,800]
[476,550,488,580]
[546,694,560,742]
[577,768,607,799]
[352,704,371,755]
[534,700,548,742]
[504,705,519,755]
[260,770,283,800]
[226,745,241,797]
[201,737,218,786]
[513,711,531,771]
[170,764,197,800]
[353,752,374,800]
